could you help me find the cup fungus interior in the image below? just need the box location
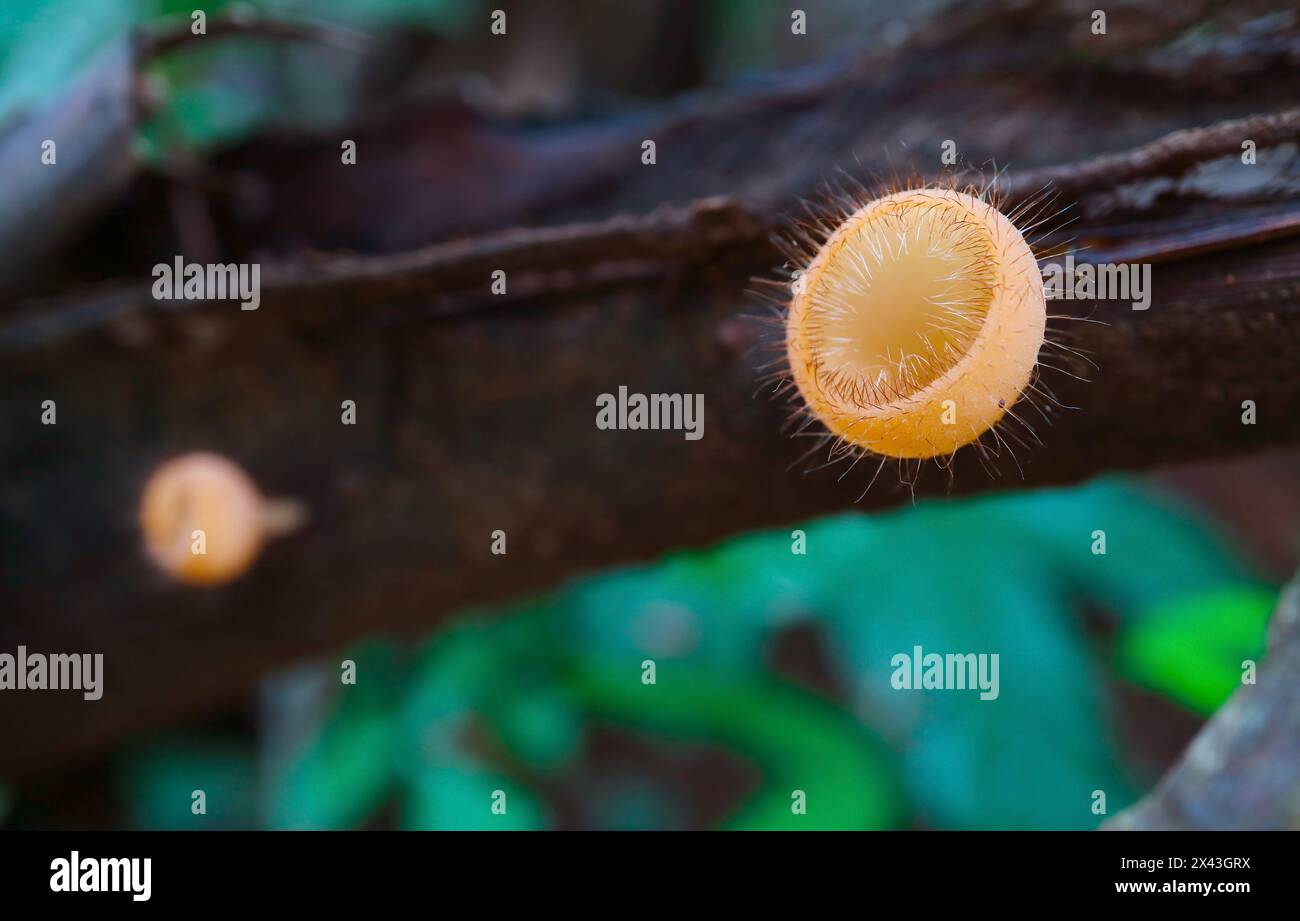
[787,188,1046,459]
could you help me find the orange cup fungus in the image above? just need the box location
[786,187,1046,460]
[139,452,268,586]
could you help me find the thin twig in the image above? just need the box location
[135,10,374,61]
[1003,107,1300,204]
[1,197,769,350]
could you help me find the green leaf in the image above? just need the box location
[132,0,484,157]
[802,504,1137,829]
[562,659,905,830]
[1003,480,1258,619]
[401,765,545,830]
[259,0,481,31]
[490,686,583,773]
[562,479,1254,829]
[270,707,401,829]
[1114,586,1276,714]
[268,643,407,829]
[268,478,1265,831]
[119,737,258,830]
[0,0,133,122]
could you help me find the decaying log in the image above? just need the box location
[3,188,1299,779]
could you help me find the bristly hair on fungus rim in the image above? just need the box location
[751,170,1093,501]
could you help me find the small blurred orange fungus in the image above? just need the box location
[139,452,266,586]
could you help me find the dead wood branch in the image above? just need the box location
[11,108,1300,349]
[1003,107,1300,204]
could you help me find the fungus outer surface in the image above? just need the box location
[786,187,1046,459]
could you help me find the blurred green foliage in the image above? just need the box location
[0,0,945,162]
[1115,586,1275,715]
[120,738,258,829]
[119,479,1277,831]
[0,0,481,161]
[137,0,480,157]
[0,1,131,121]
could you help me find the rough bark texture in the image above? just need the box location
[3,0,1300,779]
